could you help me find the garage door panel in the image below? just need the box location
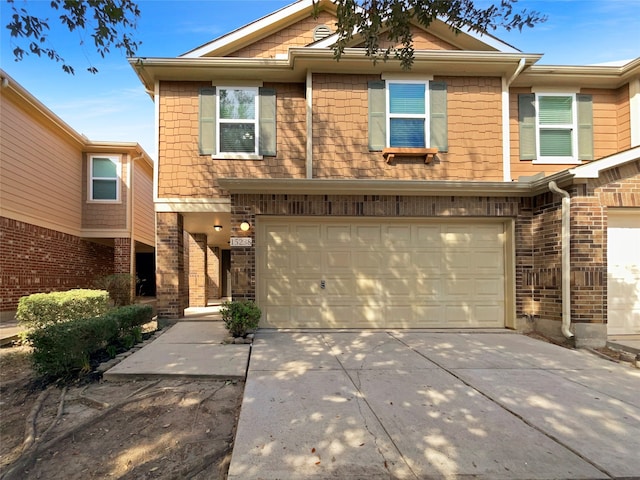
[607,211,640,335]
[353,225,382,243]
[258,218,506,329]
[384,225,412,245]
[295,224,322,243]
[325,225,352,243]
[411,252,442,272]
[353,250,383,270]
[326,251,351,268]
[475,305,504,326]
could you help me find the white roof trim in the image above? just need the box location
[181,0,318,58]
[311,16,520,53]
[569,146,640,179]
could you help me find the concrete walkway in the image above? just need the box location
[228,330,640,480]
[103,321,249,380]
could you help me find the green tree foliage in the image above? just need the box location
[5,0,140,74]
[328,0,546,69]
[5,0,544,74]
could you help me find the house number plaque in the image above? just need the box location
[230,237,252,247]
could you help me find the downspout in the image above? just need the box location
[306,70,313,179]
[501,58,527,181]
[548,181,574,339]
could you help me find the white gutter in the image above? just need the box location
[502,58,527,181]
[548,181,574,339]
[306,70,313,179]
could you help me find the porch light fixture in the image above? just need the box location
[240,221,251,232]
[214,225,223,232]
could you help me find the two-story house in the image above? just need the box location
[130,0,639,347]
[0,70,156,320]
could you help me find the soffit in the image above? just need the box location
[512,58,640,89]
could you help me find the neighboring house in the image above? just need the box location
[0,70,156,320]
[130,0,639,346]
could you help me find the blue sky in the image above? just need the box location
[1,0,639,159]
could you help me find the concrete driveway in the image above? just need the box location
[228,330,640,479]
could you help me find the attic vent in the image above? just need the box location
[313,25,333,42]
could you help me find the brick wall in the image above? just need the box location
[188,233,208,307]
[156,212,188,319]
[207,246,221,299]
[0,217,113,311]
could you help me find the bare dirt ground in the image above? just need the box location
[0,345,244,480]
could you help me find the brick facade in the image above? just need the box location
[0,217,114,311]
[156,212,188,319]
[188,233,208,307]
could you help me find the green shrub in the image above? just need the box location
[28,304,154,380]
[29,315,120,379]
[221,300,261,337]
[16,289,110,330]
[94,274,135,306]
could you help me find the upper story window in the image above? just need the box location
[89,155,120,202]
[388,82,429,148]
[218,87,258,154]
[518,92,593,164]
[368,79,448,152]
[199,86,276,159]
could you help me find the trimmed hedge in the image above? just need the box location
[28,304,154,379]
[16,289,110,330]
[221,300,261,337]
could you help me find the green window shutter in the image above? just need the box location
[577,94,594,161]
[429,81,448,152]
[199,87,216,155]
[368,80,386,151]
[259,87,277,156]
[518,93,536,160]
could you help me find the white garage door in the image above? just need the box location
[608,210,640,335]
[257,218,506,329]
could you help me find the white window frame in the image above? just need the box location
[88,155,120,202]
[385,80,430,148]
[215,86,259,158]
[533,93,580,165]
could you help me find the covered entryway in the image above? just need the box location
[607,209,640,335]
[257,217,507,328]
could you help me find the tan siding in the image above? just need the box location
[312,74,504,181]
[357,26,460,51]
[157,81,306,199]
[82,154,128,229]
[508,88,624,180]
[0,91,83,233]
[227,11,337,58]
[584,88,624,158]
[134,159,155,246]
[616,85,631,150]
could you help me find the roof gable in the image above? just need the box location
[227,10,338,59]
[181,0,519,59]
[181,0,337,58]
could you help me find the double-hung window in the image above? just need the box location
[518,92,593,163]
[89,155,119,202]
[368,79,447,152]
[536,94,577,161]
[199,86,277,158]
[217,87,258,154]
[388,82,428,148]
